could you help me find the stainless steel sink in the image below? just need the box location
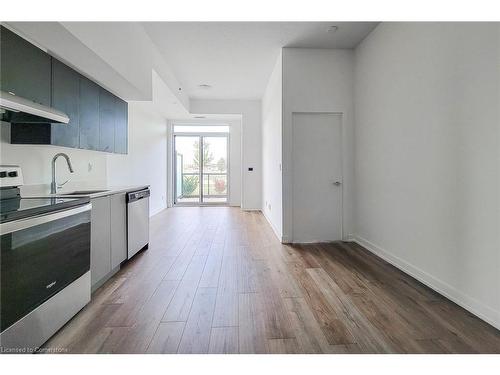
[63,190,109,195]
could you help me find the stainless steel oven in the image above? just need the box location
[0,166,92,352]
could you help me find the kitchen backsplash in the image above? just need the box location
[1,122,108,189]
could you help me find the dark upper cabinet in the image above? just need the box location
[51,59,80,148]
[98,88,115,153]
[4,27,128,154]
[79,77,100,151]
[0,26,51,106]
[114,98,128,154]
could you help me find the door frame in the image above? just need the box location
[289,111,344,243]
[173,132,230,206]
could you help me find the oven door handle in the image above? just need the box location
[0,203,92,235]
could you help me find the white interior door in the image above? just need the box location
[292,113,343,243]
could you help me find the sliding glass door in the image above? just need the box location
[202,136,228,203]
[174,136,200,203]
[174,129,229,205]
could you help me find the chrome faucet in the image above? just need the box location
[51,153,74,194]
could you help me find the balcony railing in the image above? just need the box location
[179,172,227,198]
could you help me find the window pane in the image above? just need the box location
[174,125,229,133]
[174,136,200,203]
[202,136,228,203]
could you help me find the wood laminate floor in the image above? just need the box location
[44,207,500,354]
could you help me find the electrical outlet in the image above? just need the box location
[268,202,271,210]
[88,162,93,172]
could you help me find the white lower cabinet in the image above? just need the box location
[90,196,111,286]
[110,193,128,269]
[90,193,128,289]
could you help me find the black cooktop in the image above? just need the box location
[0,196,90,223]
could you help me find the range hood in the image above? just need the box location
[0,90,69,124]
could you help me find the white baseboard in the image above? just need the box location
[150,205,167,217]
[262,209,285,243]
[345,233,356,242]
[349,235,500,331]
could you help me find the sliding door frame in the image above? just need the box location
[173,132,230,206]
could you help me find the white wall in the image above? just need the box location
[354,22,500,329]
[190,99,262,210]
[261,52,283,238]
[282,48,355,243]
[227,119,242,207]
[0,123,108,192]
[107,101,168,216]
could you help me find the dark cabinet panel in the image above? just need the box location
[51,59,80,148]
[10,124,51,144]
[98,88,115,153]
[4,27,128,154]
[79,77,100,150]
[0,26,51,106]
[114,98,128,154]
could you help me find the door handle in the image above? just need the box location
[333,181,342,186]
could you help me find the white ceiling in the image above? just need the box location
[142,22,378,100]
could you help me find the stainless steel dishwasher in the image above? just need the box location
[126,188,150,259]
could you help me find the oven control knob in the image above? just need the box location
[8,171,18,177]
[0,171,6,178]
